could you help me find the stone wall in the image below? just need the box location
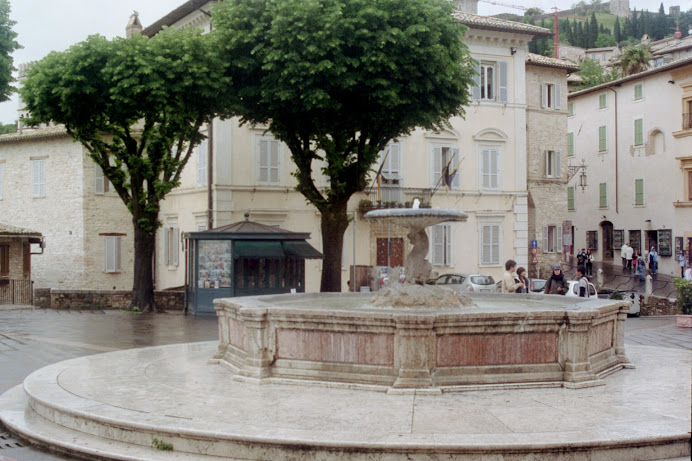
[641,295,680,316]
[37,289,184,311]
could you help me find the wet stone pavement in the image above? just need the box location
[0,307,690,461]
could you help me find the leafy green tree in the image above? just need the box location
[21,30,229,311]
[623,17,633,40]
[588,12,598,47]
[594,33,616,47]
[212,0,475,292]
[0,121,15,133]
[0,0,20,103]
[620,45,652,75]
[613,17,621,43]
[653,3,668,40]
[575,57,621,89]
[631,8,639,38]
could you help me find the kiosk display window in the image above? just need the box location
[197,240,232,288]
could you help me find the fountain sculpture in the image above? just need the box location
[213,205,632,392]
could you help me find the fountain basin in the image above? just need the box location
[213,293,632,392]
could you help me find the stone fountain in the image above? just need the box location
[213,206,633,392]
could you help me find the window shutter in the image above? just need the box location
[599,93,606,109]
[0,164,4,200]
[433,225,443,265]
[390,143,400,175]
[481,225,490,265]
[568,132,574,156]
[635,178,644,205]
[472,62,481,100]
[197,140,208,186]
[634,84,642,100]
[39,161,45,197]
[32,160,39,197]
[94,165,104,194]
[433,146,442,185]
[599,126,606,151]
[567,186,575,210]
[555,152,561,178]
[498,61,508,103]
[446,225,453,266]
[491,225,500,264]
[164,228,170,266]
[634,119,644,146]
[544,151,550,177]
[554,84,561,110]
[172,227,179,266]
[543,225,549,253]
[258,139,268,183]
[688,171,692,201]
[482,150,489,188]
[541,84,547,109]
[270,140,280,183]
[105,237,115,272]
[557,226,563,253]
[599,183,607,207]
[451,147,460,188]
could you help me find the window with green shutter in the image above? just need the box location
[568,132,574,156]
[567,186,575,210]
[599,126,607,152]
[635,178,644,205]
[634,118,644,146]
[599,182,607,208]
[599,93,607,109]
[568,102,574,116]
[634,83,643,100]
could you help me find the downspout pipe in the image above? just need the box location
[206,13,214,231]
[607,86,618,214]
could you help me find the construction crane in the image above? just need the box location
[478,0,561,59]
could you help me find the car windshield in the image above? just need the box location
[469,275,494,285]
[531,280,546,291]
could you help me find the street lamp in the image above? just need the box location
[568,158,588,192]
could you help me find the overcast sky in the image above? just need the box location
[0,0,680,124]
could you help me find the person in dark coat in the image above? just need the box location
[545,265,568,295]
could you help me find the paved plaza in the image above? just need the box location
[0,307,690,460]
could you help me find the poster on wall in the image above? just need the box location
[197,240,232,288]
[613,230,624,250]
[675,236,683,259]
[657,229,672,257]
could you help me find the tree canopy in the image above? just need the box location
[21,29,229,311]
[0,0,20,103]
[574,57,621,90]
[212,0,475,291]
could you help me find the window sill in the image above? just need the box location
[673,129,692,139]
[673,201,692,208]
[104,271,123,274]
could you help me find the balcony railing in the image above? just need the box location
[684,113,692,130]
[360,186,434,209]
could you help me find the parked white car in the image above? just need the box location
[565,280,598,298]
[615,290,642,317]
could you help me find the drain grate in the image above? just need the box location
[0,430,24,449]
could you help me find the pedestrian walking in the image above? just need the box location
[648,247,658,275]
[576,266,590,298]
[515,267,529,294]
[545,265,568,295]
[585,249,594,277]
[636,255,646,281]
[501,259,524,293]
[625,243,634,272]
[679,251,687,278]
[685,264,692,282]
[576,248,587,266]
[621,242,629,270]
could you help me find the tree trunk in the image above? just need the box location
[131,219,157,312]
[320,205,350,292]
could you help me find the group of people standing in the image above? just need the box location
[620,242,659,281]
[502,260,591,298]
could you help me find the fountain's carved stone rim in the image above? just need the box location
[364,208,468,227]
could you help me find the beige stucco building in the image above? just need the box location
[146,4,567,292]
[567,56,692,276]
[0,127,134,290]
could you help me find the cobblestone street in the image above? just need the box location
[0,307,690,460]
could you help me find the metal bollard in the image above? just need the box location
[644,274,653,296]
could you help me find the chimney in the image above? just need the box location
[455,0,478,14]
[126,11,142,38]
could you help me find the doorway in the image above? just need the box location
[600,221,614,259]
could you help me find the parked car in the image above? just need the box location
[431,273,466,286]
[458,274,496,293]
[565,280,598,298]
[613,290,642,317]
[495,277,546,293]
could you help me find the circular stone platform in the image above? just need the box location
[0,342,689,460]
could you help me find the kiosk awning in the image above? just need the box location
[282,241,323,259]
[233,240,322,259]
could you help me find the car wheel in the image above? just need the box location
[634,311,640,317]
